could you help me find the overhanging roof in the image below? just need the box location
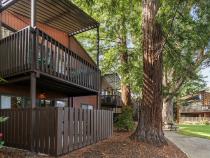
[103,73,121,90]
[0,0,99,35]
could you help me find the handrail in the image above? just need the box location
[101,95,122,107]
[180,105,210,113]
[34,28,100,91]
[0,26,31,77]
[0,26,100,91]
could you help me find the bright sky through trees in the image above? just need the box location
[202,68,210,86]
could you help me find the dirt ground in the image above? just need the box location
[0,132,188,158]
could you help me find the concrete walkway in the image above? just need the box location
[165,131,210,158]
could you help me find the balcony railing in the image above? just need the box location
[180,105,210,113]
[101,95,122,107]
[0,26,100,91]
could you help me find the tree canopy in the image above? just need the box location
[73,0,210,100]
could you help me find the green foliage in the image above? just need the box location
[160,0,210,101]
[0,77,6,83]
[115,107,135,131]
[204,120,210,126]
[0,117,8,123]
[72,0,210,100]
[72,0,143,95]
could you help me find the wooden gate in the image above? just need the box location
[0,107,113,156]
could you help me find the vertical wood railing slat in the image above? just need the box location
[0,108,113,156]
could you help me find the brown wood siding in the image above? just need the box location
[1,11,96,66]
[73,96,97,109]
[203,91,210,106]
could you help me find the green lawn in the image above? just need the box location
[178,124,210,139]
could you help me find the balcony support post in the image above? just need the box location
[68,97,74,107]
[30,0,37,108]
[30,0,37,152]
[30,73,36,108]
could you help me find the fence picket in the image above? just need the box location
[0,107,113,156]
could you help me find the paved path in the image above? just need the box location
[165,131,210,158]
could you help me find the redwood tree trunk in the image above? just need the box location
[131,0,167,146]
[120,37,131,106]
[121,83,131,106]
[162,97,174,123]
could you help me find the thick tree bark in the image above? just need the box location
[162,97,174,123]
[119,37,132,106]
[131,0,167,146]
[121,83,131,106]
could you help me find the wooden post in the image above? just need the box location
[67,97,73,107]
[30,0,37,152]
[30,0,37,108]
[30,0,37,107]
[30,0,37,105]
[30,73,36,108]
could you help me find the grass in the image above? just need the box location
[178,124,210,140]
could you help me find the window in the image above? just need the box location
[0,95,11,109]
[81,104,93,110]
[56,101,67,107]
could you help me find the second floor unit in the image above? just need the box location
[179,90,210,114]
[101,73,122,110]
[0,0,100,95]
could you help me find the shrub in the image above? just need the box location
[115,106,135,131]
[203,120,210,125]
[199,119,210,125]
[0,117,8,148]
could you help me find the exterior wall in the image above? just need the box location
[0,84,98,109]
[202,91,210,106]
[0,84,67,99]
[0,11,98,109]
[73,96,97,109]
[1,11,96,66]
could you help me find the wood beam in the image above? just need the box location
[0,0,19,13]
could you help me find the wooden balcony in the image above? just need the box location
[0,26,100,93]
[101,95,122,107]
[180,105,210,113]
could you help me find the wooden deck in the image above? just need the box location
[0,26,100,92]
[101,95,122,107]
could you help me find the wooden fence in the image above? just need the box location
[180,117,210,123]
[0,107,113,156]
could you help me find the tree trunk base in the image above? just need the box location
[130,127,168,147]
